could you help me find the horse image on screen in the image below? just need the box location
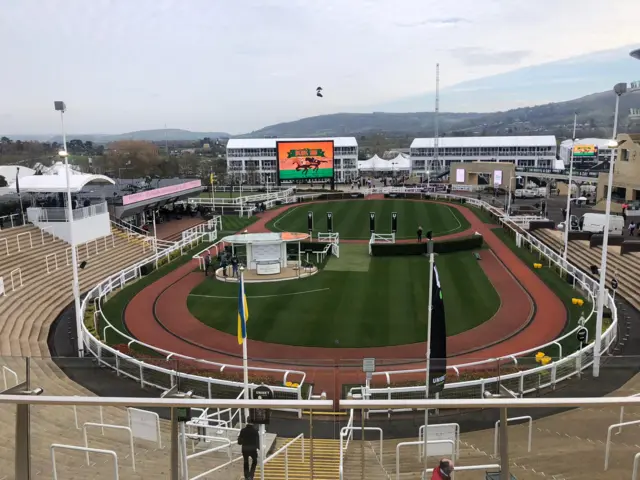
[277,140,335,180]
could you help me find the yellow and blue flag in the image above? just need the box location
[237,275,249,344]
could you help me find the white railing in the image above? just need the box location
[0,213,21,230]
[494,416,532,457]
[0,237,8,256]
[369,232,395,254]
[29,201,108,222]
[51,444,119,480]
[80,234,306,413]
[605,419,640,470]
[501,215,548,229]
[339,409,355,480]
[46,252,60,274]
[616,393,640,432]
[2,366,18,390]
[16,231,32,252]
[10,267,23,292]
[263,433,305,480]
[357,190,617,413]
[66,233,116,265]
[83,422,135,470]
[182,217,220,243]
[396,440,456,480]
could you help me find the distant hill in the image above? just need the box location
[44,128,230,144]
[241,90,640,139]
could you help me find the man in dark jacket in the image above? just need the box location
[238,422,259,480]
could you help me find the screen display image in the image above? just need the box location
[573,144,598,157]
[493,169,503,186]
[277,140,334,180]
[455,168,465,183]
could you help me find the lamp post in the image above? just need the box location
[54,101,84,357]
[563,112,578,264]
[593,83,626,377]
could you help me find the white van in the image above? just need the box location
[578,213,624,235]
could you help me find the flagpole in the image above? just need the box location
[16,167,24,225]
[423,252,434,479]
[240,267,250,424]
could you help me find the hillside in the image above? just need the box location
[45,128,230,144]
[242,90,640,140]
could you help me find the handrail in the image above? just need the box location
[51,444,119,480]
[16,231,32,252]
[633,452,640,480]
[41,225,55,244]
[605,419,640,470]
[183,435,233,479]
[2,366,18,390]
[494,416,532,456]
[617,393,640,433]
[83,422,135,470]
[10,268,22,292]
[0,237,8,256]
[418,423,460,459]
[339,409,355,480]
[46,252,59,274]
[340,425,383,480]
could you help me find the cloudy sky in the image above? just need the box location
[2,0,640,135]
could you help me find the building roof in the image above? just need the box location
[6,162,114,194]
[410,135,557,149]
[227,137,358,149]
[358,154,411,171]
[559,138,614,149]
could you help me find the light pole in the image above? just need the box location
[563,112,578,264]
[593,83,626,377]
[54,101,84,358]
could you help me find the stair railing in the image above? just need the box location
[263,433,305,480]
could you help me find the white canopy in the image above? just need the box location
[6,162,115,194]
[358,154,411,172]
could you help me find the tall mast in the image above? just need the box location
[434,63,440,171]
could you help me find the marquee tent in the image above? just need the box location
[358,153,411,173]
[5,162,114,194]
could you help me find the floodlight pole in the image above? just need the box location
[58,104,84,357]
[563,112,577,265]
[593,84,625,377]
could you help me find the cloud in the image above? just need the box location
[394,17,468,28]
[450,47,531,66]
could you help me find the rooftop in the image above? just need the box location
[559,138,615,149]
[227,137,358,149]
[410,135,557,149]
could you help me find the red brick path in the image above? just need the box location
[124,199,565,398]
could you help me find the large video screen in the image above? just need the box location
[573,144,598,157]
[277,140,334,181]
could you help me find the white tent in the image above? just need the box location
[358,154,392,172]
[6,162,114,194]
[387,153,411,171]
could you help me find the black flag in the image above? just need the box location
[429,263,447,394]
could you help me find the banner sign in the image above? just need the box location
[391,212,398,233]
[122,180,202,206]
[429,263,447,394]
[369,212,376,233]
[327,212,333,232]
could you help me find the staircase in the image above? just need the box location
[257,438,341,479]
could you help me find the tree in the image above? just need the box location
[106,140,160,177]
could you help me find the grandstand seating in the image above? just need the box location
[532,229,640,310]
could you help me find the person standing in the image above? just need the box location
[231,255,239,278]
[238,422,259,480]
[204,253,212,277]
[417,226,423,243]
[629,221,637,236]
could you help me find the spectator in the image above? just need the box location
[204,253,212,276]
[231,255,239,278]
[431,458,454,480]
[417,226,423,243]
[629,222,636,236]
[221,256,228,277]
[237,422,259,480]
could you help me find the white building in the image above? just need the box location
[409,136,558,174]
[558,138,615,166]
[226,137,358,184]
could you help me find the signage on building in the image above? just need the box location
[572,144,598,157]
[122,180,202,205]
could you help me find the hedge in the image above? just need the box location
[370,234,483,256]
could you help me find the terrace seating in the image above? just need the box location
[532,229,640,310]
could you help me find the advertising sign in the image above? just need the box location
[573,144,598,157]
[493,170,503,186]
[455,168,465,183]
[122,180,202,206]
[277,140,334,181]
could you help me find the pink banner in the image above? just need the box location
[122,180,202,206]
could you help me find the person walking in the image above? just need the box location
[629,221,637,236]
[238,422,259,480]
[431,458,454,480]
[417,226,423,243]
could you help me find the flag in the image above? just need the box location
[210,173,216,185]
[237,275,249,344]
[15,167,20,195]
[428,263,447,394]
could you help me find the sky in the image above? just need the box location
[1,0,640,136]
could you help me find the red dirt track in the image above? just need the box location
[125,199,565,398]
